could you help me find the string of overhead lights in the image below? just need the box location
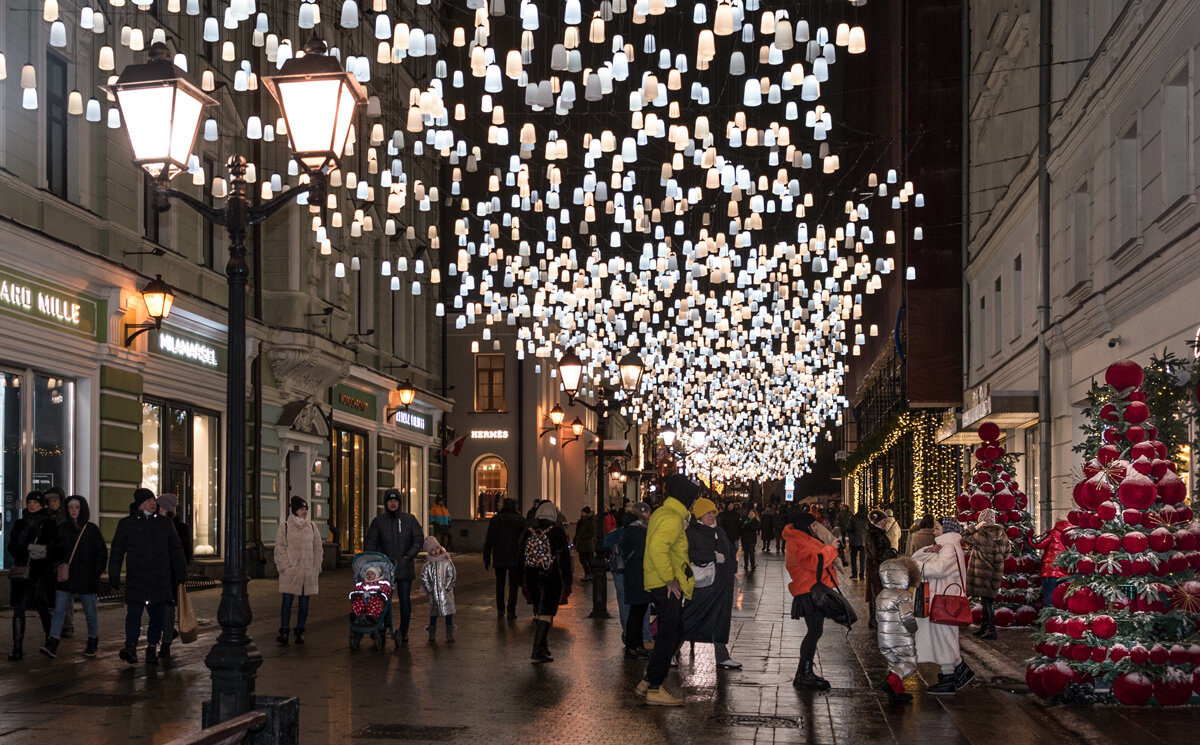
[6,0,924,481]
[846,411,962,517]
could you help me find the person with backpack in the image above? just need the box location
[520,501,572,663]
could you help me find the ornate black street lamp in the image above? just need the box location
[108,39,364,726]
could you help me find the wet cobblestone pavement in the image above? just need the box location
[2,551,1199,744]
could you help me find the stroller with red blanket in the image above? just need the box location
[349,552,395,650]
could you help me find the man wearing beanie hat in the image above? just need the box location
[365,488,423,643]
[636,474,698,706]
[109,488,187,665]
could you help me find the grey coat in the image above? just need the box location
[876,557,919,678]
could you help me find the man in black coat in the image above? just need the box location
[365,489,424,642]
[483,498,526,620]
[109,488,187,665]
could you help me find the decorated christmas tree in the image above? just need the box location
[1027,359,1200,705]
[955,420,1041,626]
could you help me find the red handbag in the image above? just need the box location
[928,552,972,627]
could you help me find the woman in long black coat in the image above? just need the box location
[520,501,572,663]
[42,496,107,658]
[7,492,59,660]
[683,498,741,668]
[618,502,652,657]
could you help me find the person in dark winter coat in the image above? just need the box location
[155,492,191,657]
[847,507,870,579]
[963,509,1012,640]
[618,502,652,656]
[683,498,740,669]
[483,498,527,620]
[739,509,760,573]
[759,508,777,555]
[520,501,572,663]
[717,503,741,553]
[7,492,59,660]
[41,496,106,659]
[42,486,74,638]
[109,488,188,665]
[364,489,424,643]
[865,509,898,629]
[573,506,597,582]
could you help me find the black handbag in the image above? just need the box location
[805,554,858,629]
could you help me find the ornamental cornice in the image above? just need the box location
[265,329,354,403]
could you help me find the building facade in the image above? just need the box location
[959,0,1200,527]
[0,0,448,597]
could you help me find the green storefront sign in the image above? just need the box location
[151,327,227,372]
[0,265,104,340]
[333,383,377,419]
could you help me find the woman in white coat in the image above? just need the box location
[275,497,323,646]
[911,517,975,694]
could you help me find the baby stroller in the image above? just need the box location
[349,552,395,650]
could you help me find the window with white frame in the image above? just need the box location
[1163,68,1190,207]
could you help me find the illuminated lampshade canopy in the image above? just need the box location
[396,380,417,407]
[557,350,584,397]
[618,352,645,392]
[262,38,366,176]
[690,427,707,449]
[106,43,215,181]
[548,404,565,426]
[570,417,584,437]
[141,274,175,322]
[660,427,676,448]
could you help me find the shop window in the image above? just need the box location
[141,400,221,556]
[392,442,425,516]
[475,354,505,412]
[1,369,74,569]
[474,455,508,518]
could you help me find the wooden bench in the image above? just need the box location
[162,712,267,745]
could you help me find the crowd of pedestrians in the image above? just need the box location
[8,475,1044,712]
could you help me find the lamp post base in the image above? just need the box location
[588,563,610,618]
[203,639,264,726]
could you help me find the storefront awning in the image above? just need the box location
[586,439,632,456]
[936,391,1039,444]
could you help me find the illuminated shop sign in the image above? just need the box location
[333,384,377,419]
[395,409,431,433]
[471,429,509,439]
[155,331,225,370]
[0,267,102,339]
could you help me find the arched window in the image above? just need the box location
[474,455,508,518]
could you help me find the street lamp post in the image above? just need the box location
[109,40,363,726]
[555,351,643,618]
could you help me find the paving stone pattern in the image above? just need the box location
[1,551,1198,744]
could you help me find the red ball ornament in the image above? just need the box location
[1122,508,1143,526]
[1026,666,1049,699]
[1076,557,1095,575]
[1130,645,1150,665]
[1003,556,1018,573]
[1149,527,1175,552]
[1154,677,1194,707]
[994,606,1015,627]
[1099,403,1120,423]
[1096,501,1118,521]
[1073,533,1096,554]
[1129,390,1147,402]
[1125,425,1146,443]
[1006,525,1021,540]
[1040,663,1073,697]
[1121,531,1148,554]
[1130,557,1152,575]
[1091,646,1108,663]
[1148,645,1170,665]
[1123,400,1150,425]
[1015,606,1037,626]
[1113,673,1153,706]
[1102,427,1122,444]
[992,490,1016,512]
[1150,458,1171,479]
[1118,470,1157,510]
[1105,359,1144,391]
[1167,554,1189,573]
[1069,643,1092,662]
[1157,470,1186,504]
[969,492,992,511]
[1109,645,1129,663]
[1169,645,1188,665]
[1094,533,1121,555]
[1130,456,1153,476]
[1097,444,1121,465]
[982,445,1000,461]
[1051,583,1071,610]
[1091,615,1117,639]
[1129,441,1157,460]
[956,493,970,511]
[978,422,1001,442]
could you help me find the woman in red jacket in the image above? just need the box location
[1029,519,1071,605]
[783,511,840,690]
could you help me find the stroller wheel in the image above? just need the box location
[350,633,362,650]
[373,632,386,651]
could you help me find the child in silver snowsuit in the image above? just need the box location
[876,556,919,704]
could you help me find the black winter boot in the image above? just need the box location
[792,659,831,690]
[8,616,25,660]
[927,673,958,694]
[953,660,975,689]
[83,637,99,657]
[39,636,59,659]
[530,620,553,663]
[118,644,138,664]
[276,627,289,646]
[292,628,305,645]
[145,645,158,665]
[159,640,172,658]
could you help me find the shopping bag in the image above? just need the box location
[178,585,199,643]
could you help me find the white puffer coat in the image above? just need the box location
[913,532,966,668]
[275,515,323,596]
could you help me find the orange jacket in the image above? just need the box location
[783,525,840,596]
